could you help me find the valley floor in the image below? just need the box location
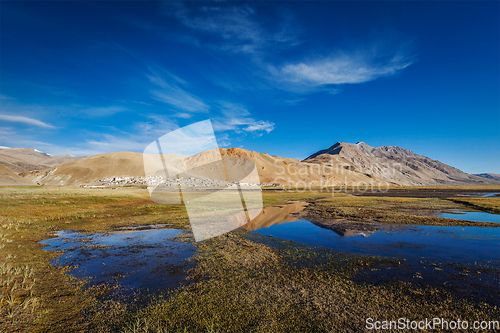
[0,186,499,332]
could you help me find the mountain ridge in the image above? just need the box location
[0,148,80,173]
[304,142,497,186]
[19,148,391,187]
[1,143,498,187]
[474,173,500,182]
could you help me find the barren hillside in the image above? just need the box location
[0,164,35,185]
[20,148,391,187]
[474,173,500,182]
[304,142,498,186]
[14,143,498,187]
[0,148,79,173]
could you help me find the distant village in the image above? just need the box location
[80,176,269,189]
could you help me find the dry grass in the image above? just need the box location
[0,187,189,332]
[111,232,499,332]
[0,187,499,332]
[445,197,500,214]
[306,196,500,227]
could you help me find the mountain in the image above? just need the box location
[20,148,391,187]
[0,148,79,173]
[20,152,146,186]
[304,142,497,186]
[474,173,500,182]
[0,164,35,185]
[10,143,499,187]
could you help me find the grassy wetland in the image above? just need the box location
[306,196,500,227]
[0,186,499,332]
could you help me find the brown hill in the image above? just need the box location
[21,152,146,186]
[0,148,79,173]
[304,142,498,186]
[21,148,391,187]
[0,164,35,186]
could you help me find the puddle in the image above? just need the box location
[251,219,500,305]
[117,223,172,231]
[437,210,500,223]
[243,202,500,263]
[246,201,500,305]
[40,228,196,297]
[456,192,500,198]
[40,200,499,305]
[252,220,499,262]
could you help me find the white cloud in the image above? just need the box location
[0,113,181,157]
[172,112,193,119]
[279,55,411,84]
[171,3,299,54]
[79,106,128,117]
[0,126,60,151]
[56,122,180,156]
[271,43,414,92]
[0,114,55,128]
[215,132,231,147]
[212,101,275,136]
[81,134,153,155]
[1,96,129,121]
[148,73,209,113]
[244,120,274,133]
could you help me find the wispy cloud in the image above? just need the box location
[0,126,61,152]
[0,114,55,128]
[148,72,209,113]
[81,134,157,155]
[212,102,274,138]
[244,120,275,133]
[64,115,181,156]
[169,3,299,55]
[3,114,181,157]
[109,43,209,113]
[79,106,129,118]
[1,94,130,120]
[270,41,414,92]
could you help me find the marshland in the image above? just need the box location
[0,186,499,332]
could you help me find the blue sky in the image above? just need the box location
[0,1,498,173]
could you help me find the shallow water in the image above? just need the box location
[251,218,500,305]
[40,228,195,296]
[457,192,500,198]
[437,210,500,223]
[39,201,500,305]
[252,220,500,263]
[243,198,500,304]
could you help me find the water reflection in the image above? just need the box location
[457,192,500,198]
[248,205,500,305]
[241,201,308,231]
[40,228,195,295]
[252,220,500,263]
[437,210,500,223]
